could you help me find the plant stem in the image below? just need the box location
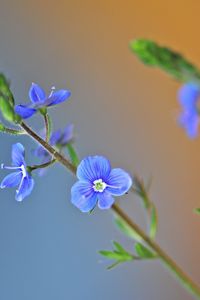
[44,113,51,142]
[28,159,56,172]
[20,120,200,299]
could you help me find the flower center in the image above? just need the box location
[20,164,27,178]
[93,179,107,192]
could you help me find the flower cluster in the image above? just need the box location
[0,82,132,210]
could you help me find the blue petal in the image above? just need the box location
[12,143,25,166]
[15,105,36,119]
[15,174,34,202]
[98,191,114,209]
[77,156,111,182]
[45,90,71,106]
[179,112,199,139]
[33,146,49,158]
[29,83,46,103]
[106,168,132,196]
[49,129,62,145]
[0,172,22,188]
[71,181,97,212]
[178,83,200,110]
[60,124,74,145]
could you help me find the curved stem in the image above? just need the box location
[28,159,56,172]
[20,120,200,299]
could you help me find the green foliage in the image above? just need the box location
[194,208,200,215]
[0,74,20,123]
[66,143,80,167]
[130,39,200,82]
[114,216,143,241]
[0,74,15,106]
[99,241,133,270]
[134,242,156,259]
[132,175,158,239]
[149,204,158,239]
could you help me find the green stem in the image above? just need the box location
[0,124,26,135]
[20,120,200,299]
[28,159,56,172]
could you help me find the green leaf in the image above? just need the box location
[107,261,122,270]
[99,250,125,261]
[149,204,158,239]
[130,39,200,82]
[0,96,16,123]
[0,74,15,106]
[135,243,156,259]
[114,216,143,242]
[66,143,80,167]
[112,241,128,254]
[194,208,200,215]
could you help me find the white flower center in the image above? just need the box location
[20,164,27,178]
[93,179,107,192]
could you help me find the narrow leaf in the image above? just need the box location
[130,39,200,82]
[135,243,156,259]
[99,250,125,261]
[114,216,143,242]
[0,74,15,106]
[149,204,158,239]
[107,261,122,270]
[66,143,80,167]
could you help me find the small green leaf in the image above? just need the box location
[66,143,80,167]
[194,208,200,215]
[135,243,156,259]
[149,204,158,239]
[130,39,200,82]
[114,216,143,242]
[99,250,125,261]
[0,74,15,106]
[107,261,122,270]
[113,241,128,254]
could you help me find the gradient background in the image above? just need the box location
[0,0,200,299]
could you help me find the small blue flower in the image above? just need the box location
[0,143,34,201]
[71,156,132,212]
[15,83,71,119]
[178,83,200,138]
[34,124,74,175]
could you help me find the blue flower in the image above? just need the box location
[34,124,74,175]
[0,143,34,201]
[178,83,200,138]
[15,83,71,119]
[71,156,132,212]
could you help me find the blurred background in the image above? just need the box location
[0,0,200,299]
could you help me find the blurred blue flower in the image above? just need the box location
[178,83,200,138]
[34,124,74,175]
[71,156,132,212]
[0,143,34,201]
[15,83,71,119]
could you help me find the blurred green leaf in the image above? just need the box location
[0,96,16,123]
[130,39,200,82]
[99,250,125,260]
[149,203,158,239]
[134,242,156,259]
[114,216,143,242]
[194,208,200,215]
[0,74,15,106]
[66,143,80,167]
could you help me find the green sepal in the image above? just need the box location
[130,39,200,82]
[66,143,80,167]
[114,215,143,241]
[134,242,157,259]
